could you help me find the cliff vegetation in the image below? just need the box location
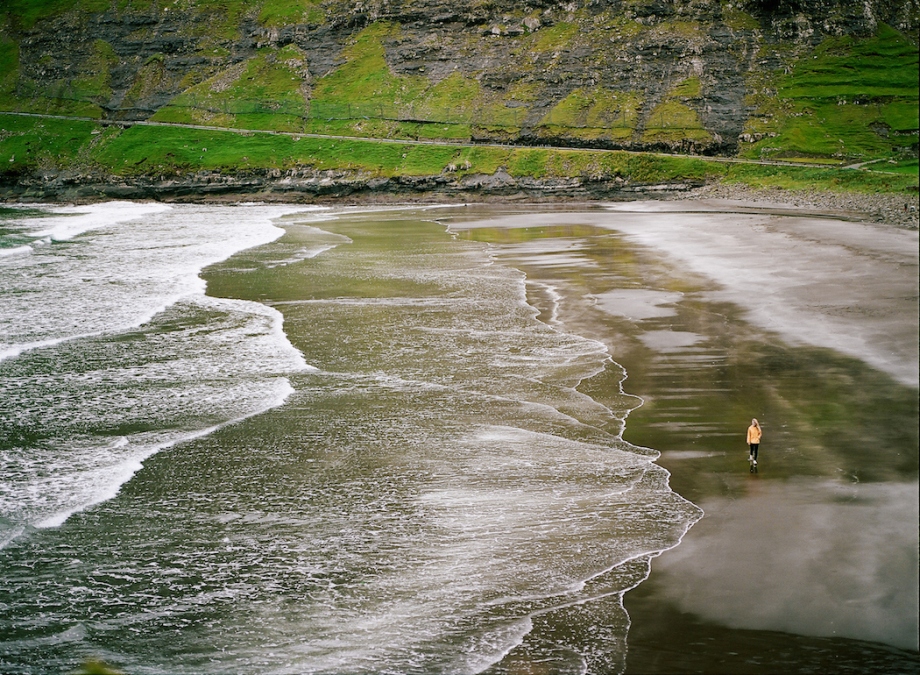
[0,0,917,199]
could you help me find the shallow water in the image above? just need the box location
[0,204,700,674]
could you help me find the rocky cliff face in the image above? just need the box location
[2,0,917,156]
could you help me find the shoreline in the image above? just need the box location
[446,199,919,388]
[687,182,920,229]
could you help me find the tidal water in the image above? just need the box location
[0,203,701,674]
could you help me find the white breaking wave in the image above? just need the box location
[0,244,32,257]
[0,202,303,363]
[25,201,172,241]
[33,378,298,531]
[0,203,316,543]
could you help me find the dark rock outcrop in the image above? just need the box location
[0,166,702,203]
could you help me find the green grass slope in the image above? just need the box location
[743,25,919,164]
[3,112,917,196]
[0,2,917,192]
[151,45,312,132]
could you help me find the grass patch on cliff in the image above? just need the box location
[152,46,310,132]
[121,53,171,110]
[411,72,481,125]
[749,101,910,160]
[536,88,641,141]
[310,22,428,121]
[743,24,919,163]
[304,24,527,137]
[640,76,712,145]
[721,5,759,31]
[0,33,112,118]
[69,39,118,105]
[642,100,711,144]
[782,25,918,99]
[671,77,701,98]
[0,38,19,102]
[528,23,580,53]
[258,0,324,27]
[2,0,108,30]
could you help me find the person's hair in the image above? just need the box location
[751,418,760,428]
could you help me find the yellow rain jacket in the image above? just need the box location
[747,424,762,445]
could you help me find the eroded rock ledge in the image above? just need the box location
[2,167,917,228]
[0,167,704,203]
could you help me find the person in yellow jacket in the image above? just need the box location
[747,418,762,465]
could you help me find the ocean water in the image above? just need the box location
[0,202,312,545]
[0,204,700,674]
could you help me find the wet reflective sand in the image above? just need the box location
[445,200,919,672]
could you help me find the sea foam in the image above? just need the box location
[0,203,315,543]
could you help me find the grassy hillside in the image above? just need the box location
[2,112,916,196]
[742,24,919,165]
[0,0,917,191]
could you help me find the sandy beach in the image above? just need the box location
[444,197,919,672]
[1,197,916,674]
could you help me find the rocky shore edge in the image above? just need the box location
[2,167,917,228]
[688,183,919,229]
